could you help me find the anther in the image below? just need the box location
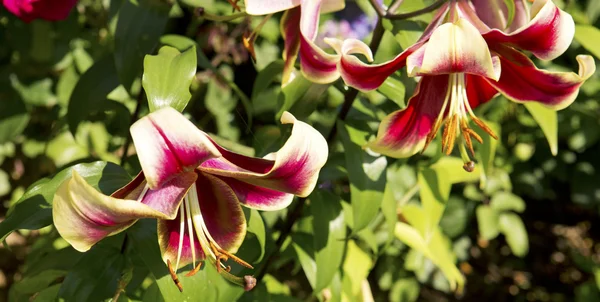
[185,262,203,277]
[167,259,183,292]
[473,118,498,140]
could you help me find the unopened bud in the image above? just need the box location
[244,275,257,291]
[463,161,475,172]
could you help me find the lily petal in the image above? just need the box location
[332,3,449,91]
[366,75,449,158]
[53,171,174,252]
[244,0,343,15]
[299,0,341,83]
[112,172,198,220]
[487,46,595,110]
[471,0,529,32]
[281,7,302,85]
[244,0,301,15]
[158,211,204,268]
[482,0,575,60]
[196,173,247,253]
[131,107,221,189]
[215,176,294,210]
[465,74,499,109]
[408,18,500,81]
[200,111,328,197]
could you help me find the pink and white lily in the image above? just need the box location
[362,0,595,159]
[263,0,594,159]
[52,107,328,290]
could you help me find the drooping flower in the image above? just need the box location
[3,0,77,23]
[52,107,328,290]
[259,0,595,161]
[244,0,346,84]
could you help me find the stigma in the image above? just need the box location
[167,182,255,291]
[423,73,498,165]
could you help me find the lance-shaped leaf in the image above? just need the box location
[338,120,386,232]
[114,0,170,92]
[311,190,346,292]
[525,102,558,155]
[142,45,197,112]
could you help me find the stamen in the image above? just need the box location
[135,186,150,202]
[175,205,185,272]
[167,259,183,292]
[472,118,498,140]
[185,262,203,277]
[184,196,197,268]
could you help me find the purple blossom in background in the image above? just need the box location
[316,2,378,48]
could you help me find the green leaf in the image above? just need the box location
[575,25,600,59]
[377,76,406,108]
[291,232,317,289]
[475,121,500,188]
[128,219,244,302]
[338,121,387,232]
[114,0,170,91]
[142,46,197,112]
[525,102,557,155]
[277,75,329,121]
[476,205,500,240]
[490,191,525,213]
[9,270,66,301]
[417,168,451,237]
[0,161,130,242]
[498,212,529,257]
[311,190,346,292]
[245,208,266,263]
[251,60,284,101]
[389,278,420,302]
[0,86,29,144]
[342,240,373,298]
[394,222,464,291]
[59,237,126,302]
[67,56,120,134]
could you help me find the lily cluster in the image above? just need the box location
[52,107,328,290]
[246,0,595,163]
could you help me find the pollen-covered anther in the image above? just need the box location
[185,262,203,277]
[167,259,184,292]
[210,241,254,273]
[472,118,498,140]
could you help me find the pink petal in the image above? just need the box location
[470,0,529,32]
[366,75,449,158]
[112,172,197,220]
[130,107,221,189]
[200,112,328,198]
[195,173,246,253]
[486,46,595,110]
[52,171,176,252]
[158,211,205,268]
[332,3,449,91]
[281,7,302,85]
[216,176,294,210]
[298,0,341,83]
[482,0,575,60]
[407,18,500,81]
[465,74,499,109]
[3,0,76,22]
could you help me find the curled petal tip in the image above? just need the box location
[576,55,596,80]
[280,111,297,124]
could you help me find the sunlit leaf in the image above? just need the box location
[524,102,558,156]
